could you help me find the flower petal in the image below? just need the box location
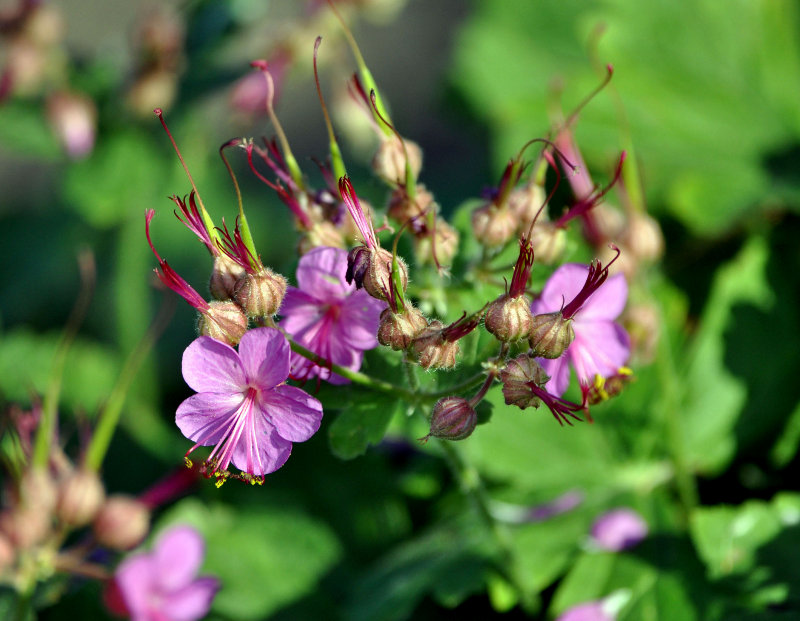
[262,385,323,442]
[576,273,627,321]
[338,291,384,349]
[175,392,243,444]
[569,321,630,385]
[295,246,352,300]
[231,422,293,475]
[182,337,245,393]
[153,526,205,591]
[115,554,155,615]
[538,355,572,397]
[279,288,324,335]
[237,327,290,389]
[532,263,588,315]
[160,577,220,621]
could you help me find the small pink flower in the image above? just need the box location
[112,525,220,621]
[556,601,614,621]
[532,263,630,396]
[176,327,323,476]
[590,508,648,551]
[280,246,385,384]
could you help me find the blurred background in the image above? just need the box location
[2,0,800,619]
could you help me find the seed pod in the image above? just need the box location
[500,354,550,410]
[420,397,477,443]
[372,136,422,186]
[233,268,287,318]
[198,300,248,346]
[387,185,435,232]
[471,204,517,249]
[56,469,105,528]
[93,495,151,550]
[412,321,460,370]
[209,254,245,300]
[347,246,408,302]
[377,306,427,351]
[484,294,534,342]
[529,311,574,359]
[414,220,460,267]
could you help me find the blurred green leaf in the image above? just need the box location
[0,101,60,159]
[451,0,800,234]
[329,392,401,460]
[160,497,342,621]
[0,328,119,415]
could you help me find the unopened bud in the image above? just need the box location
[593,203,626,240]
[56,469,105,527]
[415,220,460,267]
[372,137,422,186]
[19,467,57,514]
[209,254,245,300]
[233,268,287,318]
[484,294,533,342]
[529,311,574,359]
[93,495,151,550]
[298,221,346,255]
[508,183,545,226]
[622,212,664,264]
[471,204,518,248]
[500,354,549,410]
[347,246,408,302]
[377,306,427,350]
[387,185,434,231]
[198,300,248,346]
[530,221,567,265]
[420,397,477,442]
[412,321,460,370]
[0,507,50,549]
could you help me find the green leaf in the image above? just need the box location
[328,392,401,460]
[0,101,60,159]
[159,497,342,621]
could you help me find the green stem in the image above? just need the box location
[426,371,487,401]
[288,339,415,400]
[438,441,533,608]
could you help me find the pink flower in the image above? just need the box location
[176,327,323,477]
[112,525,220,621]
[280,246,385,384]
[532,263,630,396]
[556,601,614,621]
[590,508,648,551]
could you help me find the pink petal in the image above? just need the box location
[153,526,205,591]
[231,422,292,475]
[182,337,245,394]
[296,246,352,300]
[590,508,648,551]
[538,355,572,397]
[556,601,613,621]
[159,577,220,621]
[569,321,630,385]
[576,273,627,321]
[237,327,290,389]
[175,393,243,444]
[338,291,384,349]
[532,263,588,315]
[262,385,323,442]
[279,288,324,334]
[115,554,156,615]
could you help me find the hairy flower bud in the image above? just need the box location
[484,294,534,342]
[347,246,408,302]
[372,136,422,186]
[419,397,477,442]
[233,267,287,318]
[530,221,567,265]
[412,321,460,370]
[508,183,545,227]
[622,211,664,264]
[500,354,549,410]
[387,185,435,231]
[377,305,427,351]
[209,254,245,300]
[414,220,460,267]
[19,467,57,514]
[529,311,575,359]
[56,469,105,527]
[0,506,50,549]
[93,495,151,550]
[471,204,518,248]
[198,300,248,346]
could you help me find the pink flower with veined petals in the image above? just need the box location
[111,525,220,621]
[532,263,630,396]
[176,327,323,476]
[280,246,385,384]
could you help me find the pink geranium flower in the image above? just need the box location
[532,262,630,396]
[176,327,323,477]
[280,246,385,384]
[111,525,220,621]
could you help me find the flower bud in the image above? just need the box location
[0,506,50,549]
[209,254,245,300]
[530,221,567,265]
[387,185,434,231]
[500,354,549,410]
[198,300,248,346]
[484,294,534,342]
[0,532,14,572]
[298,221,345,255]
[93,495,151,550]
[377,306,427,351]
[347,246,408,302]
[412,321,460,370]
[593,203,626,240]
[622,211,664,264]
[56,469,105,527]
[529,311,574,359]
[372,136,422,186]
[233,268,287,318]
[18,467,57,514]
[46,91,97,159]
[419,397,477,443]
[414,220,460,267]
[508,183,545,226]
[471,204,518,248]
